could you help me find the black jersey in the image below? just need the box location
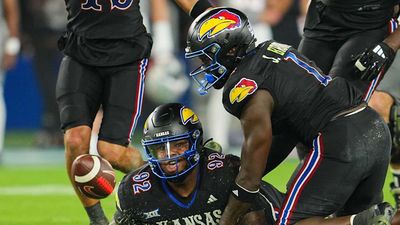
[64,0,145,39]
[222,41,363,145]
[303,0,396,40]
[115,149,240,224]
[61,0,152,66]
[318,0,396,11]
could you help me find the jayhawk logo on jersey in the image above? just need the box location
[198,9,241,41]
[180,107,199,125]
[229,78,258,104]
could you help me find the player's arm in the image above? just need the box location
[384,27,400,52]
[220,90,275,225]
[2,0,20,70]
[173,0,213,18]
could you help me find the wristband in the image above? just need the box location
[189,0,212,18]
[231,182,259,203]
[4,37,21,55]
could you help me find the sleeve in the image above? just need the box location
[222,75,264,119]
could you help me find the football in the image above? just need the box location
[71,154,116,199]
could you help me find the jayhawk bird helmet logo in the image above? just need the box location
[198,9,241,41]
[229,78,258,104]
[180,107,199,125]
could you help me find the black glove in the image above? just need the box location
[354,42,396,81]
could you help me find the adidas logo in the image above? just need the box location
[207,194,218,204]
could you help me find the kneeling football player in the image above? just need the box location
[110,103,394,225]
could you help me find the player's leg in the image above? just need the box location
[257,173,394,225]
[328,23,389,99]
[97,141,143,173]
[56,56,107,225]
[298,37,341,75]
[89,109,103,154]
[296,202,394,225]
[372,53,400,212]
[96,59,148,173]
[275,107,391,225]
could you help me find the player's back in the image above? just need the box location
[223,41,363,145]
[115,148,240,224]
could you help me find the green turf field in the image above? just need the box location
[0,159,395,225]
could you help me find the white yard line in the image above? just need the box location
[0,185,74,195]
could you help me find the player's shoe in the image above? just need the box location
[89,218,109,225]
[353,202,395,225]
[370,202,395,225]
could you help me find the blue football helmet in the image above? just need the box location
[142,103,203,181]
[185,7,256,95]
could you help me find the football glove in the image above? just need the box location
[145,54,190,104]
[354,42,396,81]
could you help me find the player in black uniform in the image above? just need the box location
[298,0,400,209]
[110,103,391,225]
[185,7,394,225]
[109,103,268,224]
[56,1,213,225]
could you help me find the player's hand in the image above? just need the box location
[145,54,190,104]
[354,42,396,81]
[220,195,251,225]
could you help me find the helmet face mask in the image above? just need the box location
[185,7,256,95]
[185,43,228,95]
[142,104,203,181]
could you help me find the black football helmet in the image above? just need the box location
[142,103,203,181]
[185,7,256,95]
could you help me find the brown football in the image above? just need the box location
[71,154,116,199]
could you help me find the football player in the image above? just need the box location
[109,103,268,224]
[298,0,400,211]
[185,7,395,225]
[56,1,213,224]
[110,103,392,225]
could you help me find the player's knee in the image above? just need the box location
[369,91,394,122]
[97,143,125,166]
[64,127,91,154]
[98,144,143,173]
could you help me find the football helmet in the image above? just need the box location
[185,7,256,95]
[142,103,203,181]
